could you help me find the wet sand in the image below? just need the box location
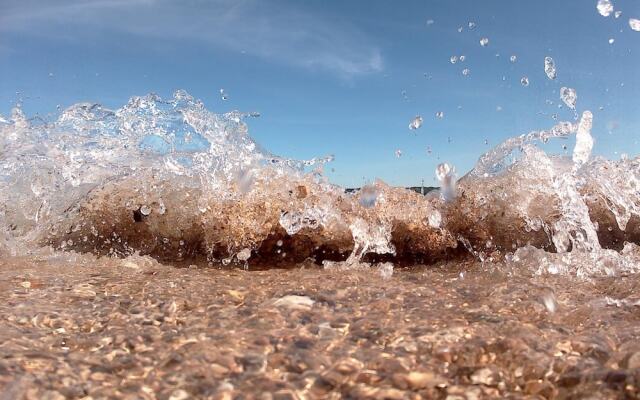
[1,256,640,399]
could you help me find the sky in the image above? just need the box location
[0,0,639,187]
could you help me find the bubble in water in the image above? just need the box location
[395,149,402,158]
[468,21,476,29]
[428,211,442,228]
[597,0,614,17]
[219,88,228,100]
[450,55,458,64]
[158,199,166,215]
[435,111,444,119]
[510,55,517,63]
[462,68,470,76]
[544,56,557,80]
[560,87,577,109]
[630,18,640,31]
[377,262,394,280]
[236,248,251,262]
[479,37,489,47]
[614,11,622,18]
[520,77,530,87]
[541,291,557,313]
[358,184,379,208]
[408,115,423,130]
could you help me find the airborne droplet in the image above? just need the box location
[480,37,489,47]
[219,88,228,101]
[597,0,614,17]
[450,55,458,64]
[510,55,517,63]
[544,56,557,80]
[520,77,530,87]
[462,68,470,76]
[630,18,640,31]
[435,111,444,119]
[408,116,423,130]
[560,87,578,109]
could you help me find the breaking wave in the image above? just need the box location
[1,91,639,276]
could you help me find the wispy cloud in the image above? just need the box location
[0,0,383,77]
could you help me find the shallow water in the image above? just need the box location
[1,255,640,399]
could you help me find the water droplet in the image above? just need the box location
[520,77,530,87]
[450,55,458,64]
[426,19,435,26]
[219,88,228,100]
[468,21,476,29]
[435,111,444,119]
[510,55,517,63]
[457,26,463,33]
[630,18,640,31]
[459,55,466,62]
[436,163,457,201]
[560,87,577,109]
[48,72,54,77]
[140,205,152,216]
[597,0,614,17]
[544,56,557,80]
[496,105,503,112]
[480,37,489,47]
[614,10,622,18]
[395,149,403,158]
[609,38,615,44]
[462,68,470,76]
[408,115,423,130]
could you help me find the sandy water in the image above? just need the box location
[1,254,640,399]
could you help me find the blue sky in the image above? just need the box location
[1,0,639,187]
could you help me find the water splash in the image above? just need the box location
[2,90,640,277]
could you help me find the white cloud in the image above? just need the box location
[0,0,383,77]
